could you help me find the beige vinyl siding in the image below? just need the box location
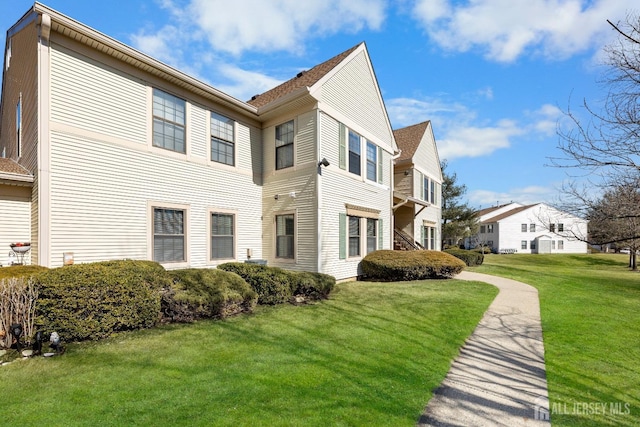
[50,44,147,145]
[393,169,412,196]
[48,129,262,268]
[319,113,391,280]
[413,124,443,183]
[262,110,318,271]
[190,103,208,159]
[320,51,392,149]
[0,186,32,265]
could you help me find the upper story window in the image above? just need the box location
[521,224,527,232]
[480,225,486,234]
[16,94,21,158]
[550,223,556,233]
[530,223,536,232]
[366,141,377,181]
[430,180,436,204]
[276,120,294,170]
[558,223,564,232]
[348,130,361,176]
[487,224,494,233]
[423,176,429,201]
[211,112,235,166]
[153,89,186,153]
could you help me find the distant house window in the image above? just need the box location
[211,213,234,259]
[550,223,556,233]
[487,224,494,233]
[531,240,536,250]
[480,225,486,234]
[521,240,527,250]
[366,141,377,181]
[348,215,361,257]
[521,224,527,232]
[153,88,186,153]
[558,240,564,250]
[276,120,294,170]
[552,240,556,250]
[530,224,536,232]
[366,218,377,254]
[16,94,21,158]
[276,214,295,258]
[153,208,185,262]
[487,240,494,247]
[348,130,361,176]
[558,223,564,232]
[211,112,235,166]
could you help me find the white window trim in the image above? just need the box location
[148,86,190,159]
[147,201,190,268]
[274,210,296,263]
[275,119,296,171]
[207,208,238,265]
[209,111,237,169]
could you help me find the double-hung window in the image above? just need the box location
[521,240,527,250]
[430,180,436,204]
[276,214,295,258]
[276,120,294,170]
[153,89,186,153]
[558,223,564,232]
[348,130,361,176]
[348,215,361,257]
[521,224,527,232]
[211,213,234,259]
[153,208,185,262]
[211,112,235,166]
[487,224,494,233]
[530,223,536,232]
[366,141,377,181]
[366,218,377,254]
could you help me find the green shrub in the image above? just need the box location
[163,269,257,322]
[0,265,48,280]
[218,263,294,305]
[361,250,465,281]
[445,249,485,266]
[218,263,336,304]
[34,260,167,341]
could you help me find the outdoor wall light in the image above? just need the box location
[318,158,330,167]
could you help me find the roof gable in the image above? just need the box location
[393,120,442,181]
[483,204,538,223]
[394,121,430,162]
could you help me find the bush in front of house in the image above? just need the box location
[34,260,168,341]
[444,248,485,266]
[361,250,466,281]
[217,263,336,304]
[162,268,257,322]
[0,265,48,280]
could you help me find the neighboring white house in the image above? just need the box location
[0,3,397,280]
[392,121,443,251]
[469,202,589,254]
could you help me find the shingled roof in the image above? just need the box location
[482,204,539,223]
[0,158,31,177]
[476,203,515,218]
[247,43,362,108]
[393,121,430,162]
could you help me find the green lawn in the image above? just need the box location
[0,279,496,427]
[475,253,640,427]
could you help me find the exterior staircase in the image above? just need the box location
[394,228,425,251]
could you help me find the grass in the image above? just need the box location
[475,253,640,427]
[0,279,496,426]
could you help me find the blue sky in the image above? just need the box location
[2,0,634,209]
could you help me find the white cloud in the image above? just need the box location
[469,185,557,207]
[438,120,524,160]
[411,0,638,62]
[215,64,284,102]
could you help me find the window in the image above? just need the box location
[531,240,537,250]
[366,141,377,181]
[521,240,527,250]
[487,224,494,233]
[348,130,361,176]
[366,218,377,254]
[16,94,21,158]
[423,176,429,201]
[549,223,556,233]
[480,225,486,234]
[487,240,494,247]
[530,224,536,232]
[153,89,186,153]
[276,214,295,258]
[348,215,361,257]
[552,240,556,249]
[211,112,235,166]
[521,224,527,232]
[276,120,294,170]
[430,180,436,204]
[558,223,564,232]
[211,213,234,259]
[153,208,185,262]
[558,240,564,250]
[430,227,436,250]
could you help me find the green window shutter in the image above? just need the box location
[339,213,346,259]
[378,218,384,249]
[339,123,346,170]
[377,147,383,184]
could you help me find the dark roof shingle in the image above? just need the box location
[393,121,430,162]
[247,43,362,108]
[0,158,31,176]
[482,204,539,223]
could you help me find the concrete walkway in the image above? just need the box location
[418,271,551,426]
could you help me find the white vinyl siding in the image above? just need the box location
[0,189,32,265]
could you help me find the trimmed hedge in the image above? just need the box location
[444,249,485,266]
[361,250,465,281]
[217,263,335,304]
[35,260,168,341]
[0,265,48,280]
[163,269,257,322]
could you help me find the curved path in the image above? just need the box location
[418,271,551,426]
